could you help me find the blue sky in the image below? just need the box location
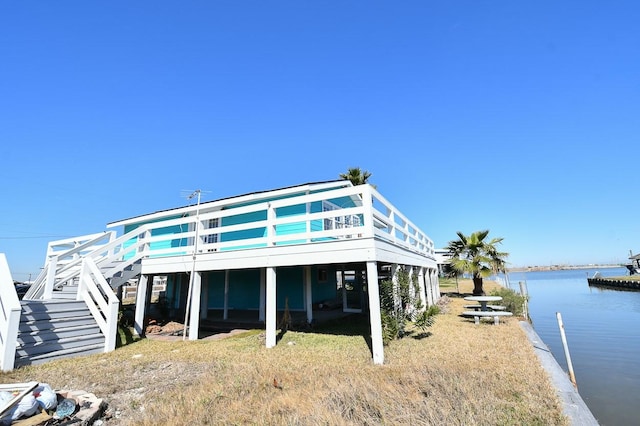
[1,2,639,281]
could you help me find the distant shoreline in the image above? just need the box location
[508,264,622,273]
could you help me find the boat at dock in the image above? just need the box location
[625,251,640,275]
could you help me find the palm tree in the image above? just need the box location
[339,167,372,186]
[446,230,508,295]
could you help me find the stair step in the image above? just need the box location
[18,324,101,345]
[19,315,96,333]
[20,308,92,321]
[21,300,87,313]
[51,293,79,300]
[15,343,105,367]
[16,333,105,358]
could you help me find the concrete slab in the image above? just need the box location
[519,321,599,425]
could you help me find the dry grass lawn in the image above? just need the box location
[1,279,566,425]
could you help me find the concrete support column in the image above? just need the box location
[134,274,150,337]
[426,269,435,307]
[265,267,277,348]
[188,272,202,341]
[305,266,313,323]
[408,266,415,309]
[391,264,400,311]
[223,270,230,320]
[259,268,266,321]
[366,261,384,365]
[431,270,440,302]
[418,267,427,309]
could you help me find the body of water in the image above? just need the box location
[507,267,640,425]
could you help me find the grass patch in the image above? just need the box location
[605,275,640,281]
[1,283,566,425]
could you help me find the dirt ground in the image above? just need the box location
[101,324,252,424]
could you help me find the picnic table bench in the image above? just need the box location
[462,310,513,325]
[463,304,507,311]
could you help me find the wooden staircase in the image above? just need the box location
[15,299,106,367]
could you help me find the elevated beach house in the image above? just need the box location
[0,180,439,371]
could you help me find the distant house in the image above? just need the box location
[0,180,439,370]
[434,248,452,277]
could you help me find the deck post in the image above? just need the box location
[188,271,202,341]
[426,269,435,306]
[134,274,150,337]
[44,256,58,300]
[265,267,277,348]
[305,266,313,323]
[366,261,384,365]
[391,264,400,311]
[418,267,427,309]
[432,269,440,303]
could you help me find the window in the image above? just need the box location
[203,218,219,247]
[322,201,361,233]
[318,268,328,282]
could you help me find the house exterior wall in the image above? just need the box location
[168,265,339,312]
[124,216,188,259]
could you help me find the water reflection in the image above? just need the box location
[506,267,640,426]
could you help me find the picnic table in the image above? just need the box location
[462,296,513,325]
[463,296,502,311]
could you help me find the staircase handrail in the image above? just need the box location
[24,232,117,300]
[52,243,141,290]
[0,254,21,372]
[45,231,117,265]
[77,257,120,353]
[24,225,154,300]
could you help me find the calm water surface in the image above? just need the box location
[508,267,640,426]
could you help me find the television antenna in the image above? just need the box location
[180,188,211,340]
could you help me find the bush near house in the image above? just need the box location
[379,268,438,344]
[490,287,528,316]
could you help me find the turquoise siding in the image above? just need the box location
[275,203,306,217]
[164,274,186,309]
[121,187,356,256]
[204,271,226,309]
[220,210,267,244]
[228,269,261,309]
[311,265,339,303]
[123,217,187,259]
[277,267,304,310]
[200,266,338,311]
[204,270,261,309]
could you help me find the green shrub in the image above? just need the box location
[490,287,528,316]
[379,268,439,344]
[414,305,439,331]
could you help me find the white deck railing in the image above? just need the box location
[105,185,435,259]
[77,258,120,352]
[30,186,435,291]
[0,254,21,372]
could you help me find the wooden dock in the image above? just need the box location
[587,277,640,290]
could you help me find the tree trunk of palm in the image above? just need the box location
[472,276,484,295]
